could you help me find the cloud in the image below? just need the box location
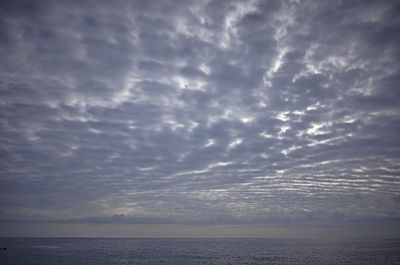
[0,0,399,234]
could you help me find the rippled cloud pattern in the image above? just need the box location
[1,0,399,230]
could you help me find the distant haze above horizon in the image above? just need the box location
[1,0,400,238]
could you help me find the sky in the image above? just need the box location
[1,0,400,238]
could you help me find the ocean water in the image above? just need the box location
[0,237,399,265]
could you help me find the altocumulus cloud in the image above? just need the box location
[0,0,400,231]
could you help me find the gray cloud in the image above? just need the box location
[0,0,399,234]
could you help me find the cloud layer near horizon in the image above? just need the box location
[1,0,400,229]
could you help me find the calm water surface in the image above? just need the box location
[0,237,399,264]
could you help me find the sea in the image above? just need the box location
[0,237,399,265]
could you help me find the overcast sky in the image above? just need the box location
[1,0,400,238]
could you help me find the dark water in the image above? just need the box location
[0,237,399,264]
